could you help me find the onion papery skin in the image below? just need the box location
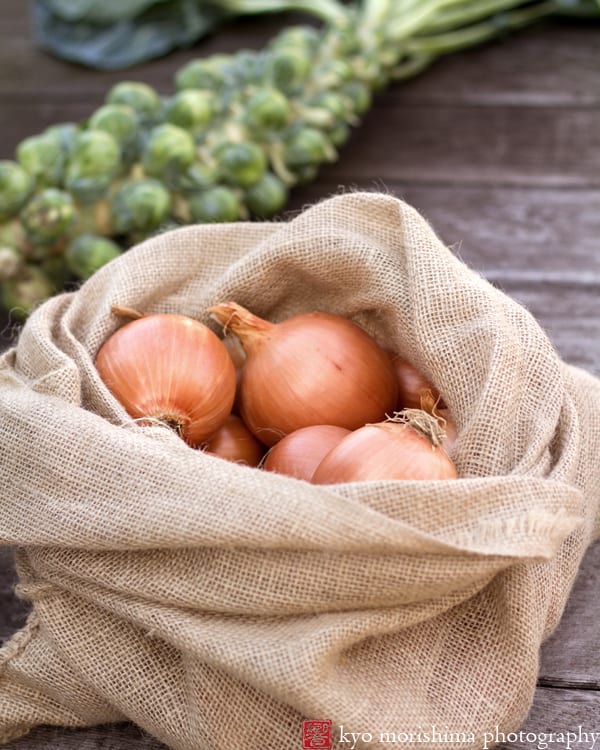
[204,415,264,467]
[312,419,458,484]
[387,350,445,411]
[209,302,398,446]
[263,424,350,481]
[95,313,236,446]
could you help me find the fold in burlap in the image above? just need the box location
[1,193,599,749]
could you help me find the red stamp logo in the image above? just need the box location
[302,719,332,749]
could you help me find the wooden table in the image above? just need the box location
[1,5,599,748]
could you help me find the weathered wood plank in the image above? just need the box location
[539,541,600,690]
[317,105,600,187]
[387,24,600,107]
[498,281,600,374]
[3,688,599,749]
[289,185,600,275]
[2,100,599,186]
[5,723,167,749]
[2,15,599,109]
[1,19,600,191]
[502,687,600,749]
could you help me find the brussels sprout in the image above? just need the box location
[328,28,360,56]
[0,161,32,221]
[175,55,233,91]
[178,162,219,192]
[298,107,336,130]
[217,142,267,188]
[21,188,76,245]
[0,246,23,281]
[245,173,288,218]
[65,130,122,204]
[1,265,56,320]
[164,90,216,133]
[329,122,351,147]
[284,127,336,169]
[110,179,171,235]
[266,49,311,92]
[142,124,196,185]
[308,92,350,122]
[106,81,162,121]
[188,187,241,223]
[65,234,122,279]
[270,26,321,53]
[89,104,140,163]
[228,49,264,86]
[72,199,112,237]
[17,134,65,188]
[245,89,291,132]
[0,217,26,251]
[293,163,319,186]
[343,81,372,116]
[44,122,80,154]
[315,59,353,87]
[40,255,71,288]
[359,51,387,90]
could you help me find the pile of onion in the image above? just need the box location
[208,301,398,446]
[95,301,458,481]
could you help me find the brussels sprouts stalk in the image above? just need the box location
[217,0,349,25]
[406,3,558,57]
[2,0,599,316]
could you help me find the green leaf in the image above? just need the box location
[41,0,164,24]
[32,0,231,70]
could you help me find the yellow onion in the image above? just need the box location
[204,414,265,466]
[416,386,457,455]
[95,313,236,446]
[222,333,246,414]
[387,350,446,411]
[312,410,458,484]
[208,301,398,445]
[386,351,457,454]
[263,424,350,481]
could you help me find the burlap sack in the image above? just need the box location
[0,192,598,750]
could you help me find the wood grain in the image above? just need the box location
[5,723,167,750]
[3,92,600,186]
[539,542,600,689]
[290,184,600,275]
[502,688,600,749]
[1,4,600,749]
[316,105,600,187]
[2,689,599,750]
[2,14,599,108]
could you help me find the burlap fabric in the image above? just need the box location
[0,193,599,750]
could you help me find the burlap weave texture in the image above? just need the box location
[0,193,598,749]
